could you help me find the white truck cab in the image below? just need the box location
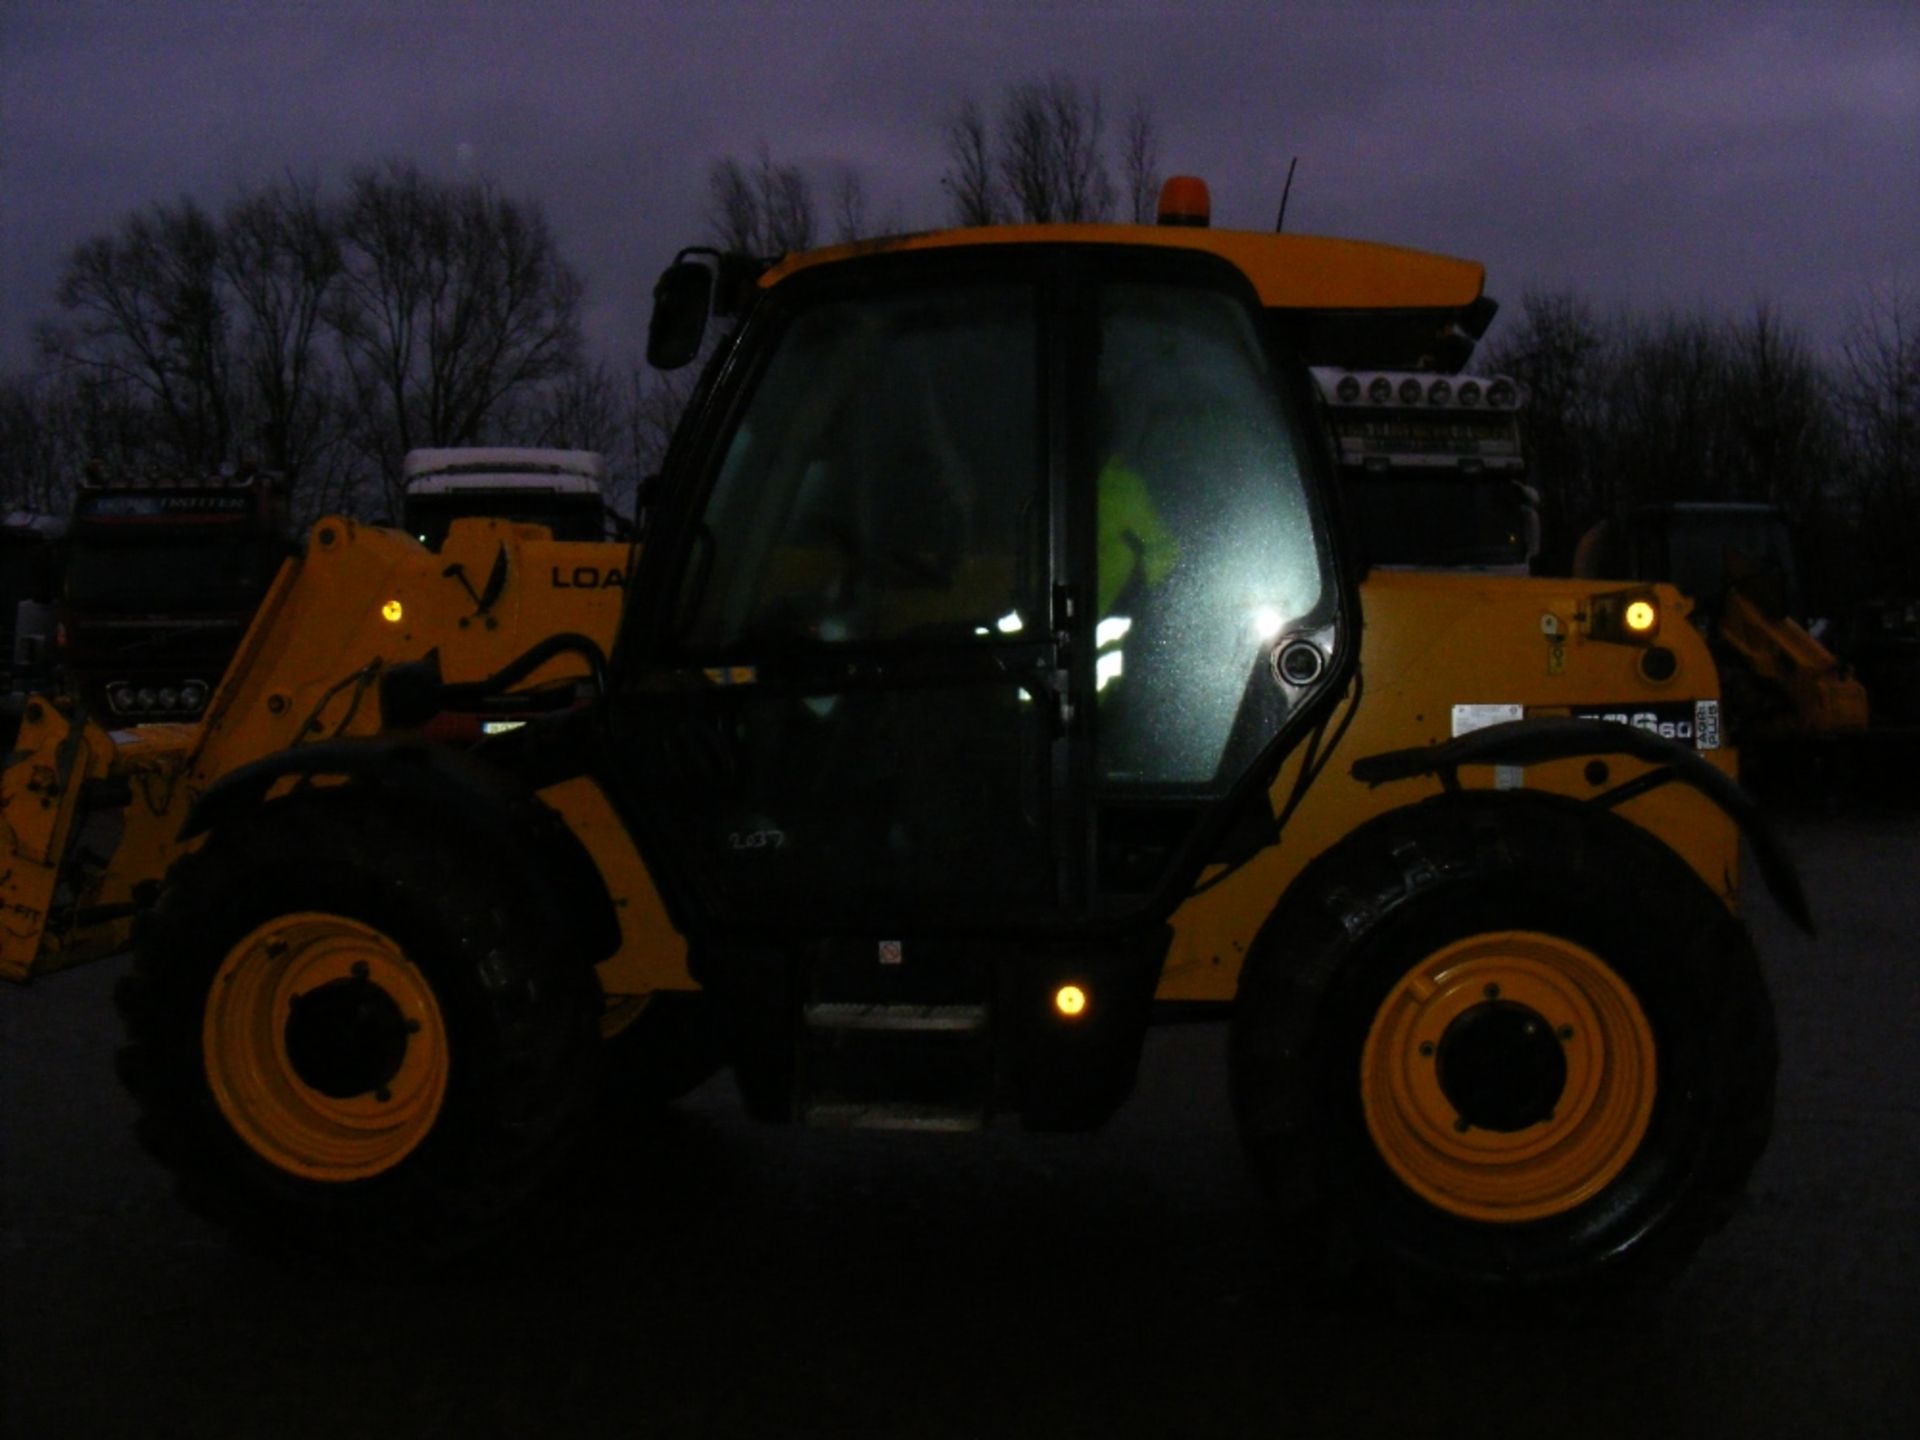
[401,447,617,549]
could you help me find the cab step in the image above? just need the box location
[797,995,995,1125]
[802,1102,986,1132]
[803,1001,988,1033]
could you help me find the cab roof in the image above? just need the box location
[759,222,1485,313]
[757,223,1489,370]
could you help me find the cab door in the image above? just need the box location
[616,265,1067,933]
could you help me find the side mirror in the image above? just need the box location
[647,260,714,371]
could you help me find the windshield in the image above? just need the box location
[65,527,271,612]
[405,492,610,548]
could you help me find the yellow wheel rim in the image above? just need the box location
[204,912,450,1183]
[1360,931,1656,1224]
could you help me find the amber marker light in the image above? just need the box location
[1625,599,1658,634]
[1054,984,1089,1018]
[381,599,404,623]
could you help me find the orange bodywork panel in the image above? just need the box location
[1154,571,1741,1003]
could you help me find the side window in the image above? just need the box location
[688,283,1041,650]
[1094,283,1326,785]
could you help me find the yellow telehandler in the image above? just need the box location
[3,180,1805,1312]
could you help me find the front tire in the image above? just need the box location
[116,792,603,1268]
[1230,792,1776,1313]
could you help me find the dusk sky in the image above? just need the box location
[3,1,1915,375]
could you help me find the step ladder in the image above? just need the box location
[797,994,996,1132]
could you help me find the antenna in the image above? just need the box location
[1274,156,1299,232]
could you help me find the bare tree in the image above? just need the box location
[1481,288,1610,563]
[220,175,344,485]
[0,369,148,513]
[1719,303,1835,515]
[998,75,1114,223]
[1490,291,1857,596]
[830,169,869,245]
[1837,284,1920,597]
[945,77,1142,226]
[328,162,585,516]
[941,98,1001,225]
[29,183,357,518]
[41,198,234,468]
[1602,310,1731,515]
[707,148,817,255]
[1121,95,1161,223]
[527,358,622,455]
[708,156,761,253]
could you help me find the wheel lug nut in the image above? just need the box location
[351,961,370,980]
[1483,982,1500,999]
[1454,1117,1471,1133]
[1558,1025,1575,1041]
[1418,1041,1435,1057]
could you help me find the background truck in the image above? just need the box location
[5,182,1801,1314]
[401,447,620,549]
[2,509,67,687]
[58,467,290,724]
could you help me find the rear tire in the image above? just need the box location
[1230,792,1775,1314]
[116,791,603,1269]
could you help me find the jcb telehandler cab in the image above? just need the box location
[81,184,1795,1311]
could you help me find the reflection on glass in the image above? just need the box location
[1094,283,1325,786]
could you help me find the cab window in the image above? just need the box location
[1092,282,1324,787]
[687,282,1042,652]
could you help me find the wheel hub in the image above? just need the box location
[1360,931,1657,1224]
[203,913,449,1182]
[284,969,413,1101]
[1436,998,1567,1133]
